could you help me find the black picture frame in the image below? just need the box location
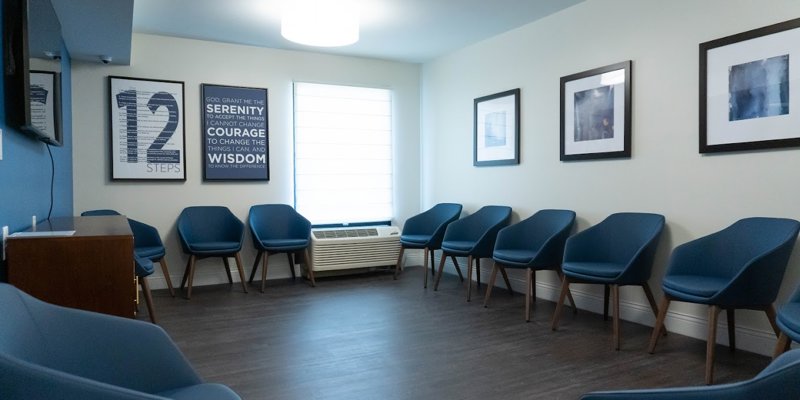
[108,76,186,181]
[699,18,800,154]
[201,83,269,181]
[473,88,520,166]
[560,61,631,161]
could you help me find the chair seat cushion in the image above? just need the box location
[135,245,165,260]
[188,241,241,254]
[493,249,537,266]
[400,234,431,247]
[662,274,727,299]
[134,256,154,277]
[562,262,625,280]
[157,383,241,400]
[441,240,476,254]
[777,303,800,342]
[259,238,309,251]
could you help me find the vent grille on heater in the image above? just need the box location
[310,226,400,272]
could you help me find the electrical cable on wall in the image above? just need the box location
[46,144,54,221]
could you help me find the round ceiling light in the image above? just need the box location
[281,0,359,47]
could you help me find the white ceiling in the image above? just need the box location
[50,0,584,65]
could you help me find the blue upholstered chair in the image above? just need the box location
[0,283,240,400]
[484,209,576,321]
[775,285,800,357]
[82,209,176,297]
[394,203,462,288]
[247,204,315,292]
[648,217,800,384]
[580,348,800,400]
[433,205,512,301]
[177,206,248,299]
[134,254,157,324]
[551,212,665,350]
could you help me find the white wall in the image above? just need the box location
[72,33,420,288]
[421,0,800,355]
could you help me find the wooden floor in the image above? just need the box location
[142,266,769,399]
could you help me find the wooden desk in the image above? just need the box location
[6,216,136,318]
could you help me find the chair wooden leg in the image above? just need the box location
[525,268,533,322]
[706,305,721,385]
[304,248,316,287]
[499,265,512,295]
[222,257,233,284]
[466,256,474,302]
[483,262,499,308]
[452,256,464,282]
[557,270,577,314]
[261,251,270,293]
[287,252,297,281]
[648,296,671,353]
[140,276,157,324]
[551,277,571,330]
[430,250,436,276]
[180,257,191,290]
[475,257,481,290]
[531,269,537,301]
[157,257,175,297]
[612,284,621,350]
[642,283,666,336]
[727,309,736,353]
[186,255,197,300]
[393,246,405,280]
[249,251,263,283]
[603,284,610,321]
[422,248,429,288]
[774,332,792,359]
[765,304,780,336]
[234,253,248,293]
[434,252,447,291]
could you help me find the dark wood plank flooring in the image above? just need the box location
[142,266,769,399]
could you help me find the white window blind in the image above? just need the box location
[293,82,393,225]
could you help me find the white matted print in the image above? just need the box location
[474,88,520,166]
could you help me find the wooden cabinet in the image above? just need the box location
[6,216,136,318]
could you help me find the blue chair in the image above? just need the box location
[134,254,157,324]
[551,212,665,351]
[247,204,315,292]
[82,209,176,297]
[394,203,462,288]
[177,206,248,299]
[484,209,576,321]
[434,205,512,301]
[0,283,240,400]
[580,348,800,400]
[648,217,800,384]
[775,285,800,357]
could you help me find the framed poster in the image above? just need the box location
[700,18,800,153]
[29,70,60,145]
[560,61,631,161]
[201,84,269,180]
[109,76,186,181]
[474,88,520,166]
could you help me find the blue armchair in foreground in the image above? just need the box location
[394,203,462,288]
[580,349,800,400]
[648,217,800,384]
[0,283,241,400]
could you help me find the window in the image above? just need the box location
[293,82,393,226]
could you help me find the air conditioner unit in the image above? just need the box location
[309,226,401,272]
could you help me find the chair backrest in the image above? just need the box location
[565,212,665,283]
[81,209,121,216]
[248,204,311,243]
[128,218,164,249]
[177,206,244,251]
[495,209,576,266]
[402,203,462,248]
[443,205,512,256]
[0,284,51,366]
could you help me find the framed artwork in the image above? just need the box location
[474,88,520,166]
[29,70,61,145]
[109,76,186,181]
[202,84,269,181]
[560,61,631,161]
[700,18,800,153]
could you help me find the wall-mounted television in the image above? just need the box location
[3,0,63,146]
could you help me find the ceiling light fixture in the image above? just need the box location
[281,0,359,47]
